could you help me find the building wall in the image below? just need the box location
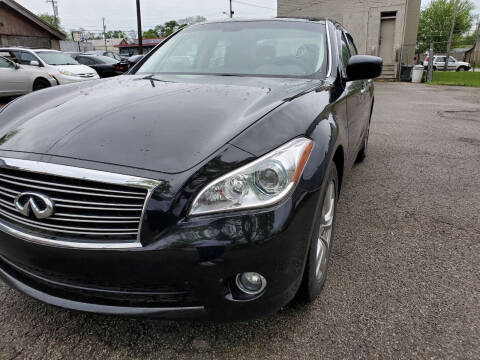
[278,0,421,70]
[0,4,57,48]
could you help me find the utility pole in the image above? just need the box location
[427,42,434,82]
[444,0,460,71]
[46,0,58,27]
[136,0,143,55]
[473,22,480,71]
[229,0,234,18]
[102,17,107,51]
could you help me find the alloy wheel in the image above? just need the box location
[315,180,335,280]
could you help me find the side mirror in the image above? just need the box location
[30,60,40,67]
[14,63,20,70]
[346,55,383,81]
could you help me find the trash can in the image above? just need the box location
[411,65,424,83]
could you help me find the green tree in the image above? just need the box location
[105,30,127,39]
[155,20,180,37]
[417,0,475,53]
[177,16,207,26]
[143,29,159,38]
[38,13,66,35]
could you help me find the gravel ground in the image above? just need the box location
[0,83,479,359]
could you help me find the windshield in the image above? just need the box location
[137,21,327,78]
[36,51,79,65]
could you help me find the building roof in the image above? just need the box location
[0,0,66,40]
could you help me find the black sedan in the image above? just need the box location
[0,18,381,321]
[74,55,128,78]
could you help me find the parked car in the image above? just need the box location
[83,50,125,62]
[74,55,129,78]
[423,55,471,71]
[0,55,57,96]
[127,54,144,68]
[0,18,381,321]
[0,48,100,84]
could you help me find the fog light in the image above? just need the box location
[235,272,267,296]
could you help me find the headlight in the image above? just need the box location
[189,137,313,216]
[58,69,77,76]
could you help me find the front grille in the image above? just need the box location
[0,166,149,242]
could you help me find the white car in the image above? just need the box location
[423,55,471,71]
[0,56,57,96]
[0,48,100,85]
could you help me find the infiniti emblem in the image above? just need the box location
[14,192,55,219]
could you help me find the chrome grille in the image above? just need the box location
[0,158,159,248]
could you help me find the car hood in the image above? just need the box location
[52,64,97,75]
[0,74,321,173]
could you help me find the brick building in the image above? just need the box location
[0,0,65,49]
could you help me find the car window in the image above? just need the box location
[138,21,328,78]
[77,56,94,65]
[345,34,358,56]
[96,56,118,64]
[13,51,37,65]
[0,56,14,68]
[337,29,351,71]
[436,57,446,62]
[0,51,15,62]
[449,56,456,62]
[35,51,79,65]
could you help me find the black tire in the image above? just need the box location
[303,164,339,302]
[456,66,467,72]
[32,78,51,92]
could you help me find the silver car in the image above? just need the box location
[0,56,57,97]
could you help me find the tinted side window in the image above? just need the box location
[337,29,351,73]
[77,57,94,65]
[345,34,358,56]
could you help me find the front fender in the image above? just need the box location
[230,86,348,194]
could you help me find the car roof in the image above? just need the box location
[194,17,328,26]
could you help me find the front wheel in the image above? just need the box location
[32,78,51,92]
[457,66,467,72]
[303,165,338,302]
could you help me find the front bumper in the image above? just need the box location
[0,191,318,321]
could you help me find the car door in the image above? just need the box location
[345,32,372,154]
[0,56,30,95]
[337,29,365,164]
[448,56,457,70]
[435,56,446,70]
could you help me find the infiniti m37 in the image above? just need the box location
[0,18,381,321]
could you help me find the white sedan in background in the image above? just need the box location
[0,56,57,97]
[0,48,100,85]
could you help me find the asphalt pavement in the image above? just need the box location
[0,83,479,359]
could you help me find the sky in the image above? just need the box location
[16,0,278,34]
[15,0,480,34]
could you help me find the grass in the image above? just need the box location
[428,71,480,87]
